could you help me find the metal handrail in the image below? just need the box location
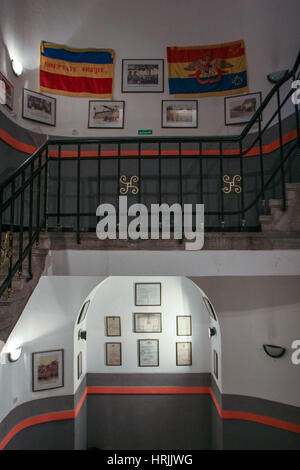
[0,52,299,299]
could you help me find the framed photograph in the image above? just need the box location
[0,72,14,110]
[106,316,121,336]
[225,92,262,125]
[77,352,82,379]
[134,313,162,333]
[203,297,217,321]
[77,300,90,324]
[213,350,218,379]
[162,100,198,128]
[22,88,56,126]
[32,349,64,392]
[88,100,124,128]
[106,342,122,366]
[176,316,192,336]
[138,339,159,367]
[122,59,164,93]
[176,342,192,366]
[135,282,161,306]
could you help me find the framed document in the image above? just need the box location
[134,313,162,333]
[106,316,121,336]
[106,342,122,366]
[176,342,192,366]
[138,339,159,367]
[213,350,218,379]
[135,282,161,306]
[32,349,64,392]
[176,316,192,336]
[77,300,90,324]
[77,352,82,379]
[203,297,217,321]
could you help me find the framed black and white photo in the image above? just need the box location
[22,88,56,126]
[224,92,262,125]
[122,59,164,93]
[134,313,162,333]
[88,100,124,128]
[138,339,159,367]
[162,100,198,128]
[32,349,64,392]
[0,72,14,110]
[106,316,121,336]
[135,282,161,306]
[106,342,122,366]
[176,342,192,366]
[176,316,192,336]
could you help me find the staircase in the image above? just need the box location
[260,183,300,232]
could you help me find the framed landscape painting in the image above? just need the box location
[225,92,262,125]
[32,349,64,392]
[88,100,124,128]
[162,100,198,128]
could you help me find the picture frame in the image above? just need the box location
[138,339,159,367]
[162,100,198,128]
[77,300,90,324]
[32,349,64,392]
[176,315,192,336]
[77,351,82,379]
[22,88,56,126]
[176,342,192,366]
[134,313,162,333]
[203,297,217,321]
[0,71,14,110]
[224,92,262,125]
[88,100,124,128]
[122,59,164,93]
[213,350,218,379]
[135,282,161,306]
[106,342,122,366]
[106,316,121,336]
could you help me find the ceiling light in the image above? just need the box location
[8,347,22,362]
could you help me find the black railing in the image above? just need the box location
[0,52,299,297]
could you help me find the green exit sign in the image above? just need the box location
[138,130,152,135]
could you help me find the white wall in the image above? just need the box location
[0,0,298,137]
[83,276,213,374]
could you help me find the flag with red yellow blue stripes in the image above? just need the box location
[39,41,115,99]
[167,40,249,98]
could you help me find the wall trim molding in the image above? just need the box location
[1,382,300,450]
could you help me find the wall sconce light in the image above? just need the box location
[11,58,23,77]
[263,344,286,358]
[8,347,22,362]
[208,327,216,338]
[78,330,87,341]
[267,70,288,84]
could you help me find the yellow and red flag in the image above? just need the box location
[167,40,248,98]
[39,41,115,99]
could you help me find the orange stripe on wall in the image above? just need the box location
[1,385,300,450]
[0,128,38,155]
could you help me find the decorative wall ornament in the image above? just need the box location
[222,174,242,194]
[120,175,139,195]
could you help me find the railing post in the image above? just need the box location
[258,117,265,208]
[57,144,61,228]
[76,144,81,244]
[239,140,245,229]
[43,146,48,230]
[36,150,42,244]
[219,142,224,229]
[18,171,25,278]
[276,88,286,211]
[27,161,34,280]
